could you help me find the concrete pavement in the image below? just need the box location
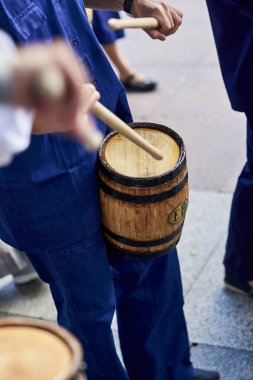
[0,1,253,379]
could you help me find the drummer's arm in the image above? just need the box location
[84,0,183,40]
[84,0,123,10]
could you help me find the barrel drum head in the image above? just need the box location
[0,318,86,380]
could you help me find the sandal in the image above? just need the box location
[121,73,157,92]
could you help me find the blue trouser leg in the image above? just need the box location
[109,247,193,380]
[224,116,253,281]
[26,231,192,380]
[26,231,128,380]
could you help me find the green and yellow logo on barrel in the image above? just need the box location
[168,200,189,225]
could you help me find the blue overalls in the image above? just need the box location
[0,1,193,379]
[206,0,253,282]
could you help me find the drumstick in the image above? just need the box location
[108,17,159,30]
[91,102,163,160]
[35,69,163,160]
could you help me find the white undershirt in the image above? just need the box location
[0,31,33,167]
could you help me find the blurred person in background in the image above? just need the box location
[206,1,253,297]
[90,10,157,92]
[0,240,38,285]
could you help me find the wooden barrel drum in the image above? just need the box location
[0,318,86,380]
[98,122,189,258]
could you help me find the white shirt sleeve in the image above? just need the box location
[0,31,33,167]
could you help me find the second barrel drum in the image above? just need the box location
[98,122,189,258]
[0,318,86,380]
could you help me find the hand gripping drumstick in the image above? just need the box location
[108,17,159,30]
[91,102,163,160]
[36,69,163,160]
[33,66,67,102]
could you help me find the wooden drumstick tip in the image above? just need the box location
[91,102,164,161]
[152,149,163,161]
[85,129,104,151]
[34,67,66,102]
[107,18,118,30]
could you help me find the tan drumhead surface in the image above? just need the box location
[104,128,180,178]
[0,326,73,380]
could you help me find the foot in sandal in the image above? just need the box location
[121,73,157,92]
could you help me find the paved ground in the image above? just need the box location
[1,1,253,379]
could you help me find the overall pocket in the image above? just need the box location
[0,1,47,42]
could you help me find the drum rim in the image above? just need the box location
[105,238,180,259]
[98,122,186,188]
[0,318,83,380]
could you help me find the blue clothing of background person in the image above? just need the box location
[0,1,194,379]
[206,0,253,295]
[92,10,125,44]
[91,10,157,92]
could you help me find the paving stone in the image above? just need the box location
[178,190,232,294]
[185,240,253,351]
[112,327,123,364]
[191,343,253,380]
[0,275,56,321]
